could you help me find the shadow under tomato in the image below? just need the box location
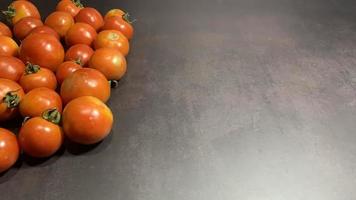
[65,140,103,155]
[22,144,65,167]
[0,155,23,183]
[0,115,23,133]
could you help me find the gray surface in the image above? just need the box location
[1,0,356,199]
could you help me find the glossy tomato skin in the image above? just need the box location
[45,11,74,38]
[64,44,94,66]
[104,9,125,20]
[94,30,129,56]
[102,16,133,40]
[0,78,24,122]
[56,0,83,17]
[0,22,12,37]
[56,61,82,84]
[89,48,127,80]
[29,26,60,40]
[19,87,62,117]
[19,117,63,158]
[0,36,19,57]
[13,17,43,40]
[63,96,113,145]
[0,56,25,81]
[74,7,104,31]
[65,23,97,46]
[5,0,41,25]
[19,66,57,93]
[60,68,110,104]
[20,33,64,71]
[0,128,20,173]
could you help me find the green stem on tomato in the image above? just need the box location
[2,90,20,108]
[25,63,40,75]
[42,108,61,125]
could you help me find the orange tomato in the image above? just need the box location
[94,30,129,56]
[3,0,41,25]
[19,63,57,93]
[29,26,60,40]
[56,0,83,17]
[104,9,125,20]
[64,44,94,66]
[0,36,19,57]
[0,22,12,37]
[102,16,134,40]
[65,23,97,46]
[13,17,43,40]
[74,7,104,31]
[0,78,24,122]
[0,56,25,81]
[45,11,74,38]
[0,128,19,173]
[56,61,82,84]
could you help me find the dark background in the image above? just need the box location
[1,0,356,199]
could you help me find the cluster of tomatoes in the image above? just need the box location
[0,0,134,174]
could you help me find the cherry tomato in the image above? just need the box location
[102,16,134,40]
[65,23,97,46]
[0,78,24,122]
[63,96,113,144]
[0,56,25,82]
[65,44,93,67]
[60,68,110,104]
[28,26,60,40]
[0,22,12,37]
[0,128,19,173]
[104,9,125,20]
[75,7,104,31]
[94,30,129,56]
[13,17,43,40]
[19,87,62,117]
[56,0,83,17]
[45,11,74,38]
[19,33,64,71]
[19,109,63,158]
[3,0,41,25]
[19,63,57,93]
[56,61,82,84]
[0,36,19,57]
[89,48,127,80]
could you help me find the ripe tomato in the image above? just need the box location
[45,11,74,38]
[56,0,83,17]
[0,56,25,81]
[19,87,62,117]
[13,17,43,40]
[0,22,12,37]
[19,33,64,71]
[75,7,104,31]
[64,44,94,66]
[104,9,125,20]
[28,26,60,40]
[65,23,97,46]
[3,0,41,25]
[56,61,82,84]
[19,109,63,158]
[94,30,129,56]
[102,16,134,40]
[0,36,19,57]
[0,78,24,122]
[0,128,19,173]
[60,68,110,104]
[63,96,113,145]
[19,63,57,93]
[89,48,127,80]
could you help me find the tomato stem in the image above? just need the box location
[109,80,120,88]
[25,63,40,75]
[72,0,84,8]
[75,58,83,66]
[1,5,15,23]
[2,90,20,108]
[42,108,61,125]
[122,12,137,24]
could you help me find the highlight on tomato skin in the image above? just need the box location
[65,22,97,47]
[0,36,19,57]
[0,56,25,82]
[74,7,104,31]
[65,44,94,67]
[45,11,74,38]
[2,0,41,25]
[0,128,20,173]
[29,26,60,40]
[56,0,83,17]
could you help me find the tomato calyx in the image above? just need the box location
[75,59,83,66]
[25,63,40,75]
[122,12,136,24]
[42,108,61,124]
[72,0,84,8]
[2,5,15,22]
[109,80,120,88]
[2,90,21,108]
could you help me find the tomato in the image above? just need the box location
[0,56,25,82]
[75,7,104,31]
[19,87,62,117]
[0,22,12,37]
[64,44,94,66]
[29,26,60,40]
[56,61,82,84]
[19,33,64,71]
[0,78,24,122]
[63,96,113,145]
[89,48,127,80]
[60,68,110,104]
[45,11,74,38]
[56,0,83,17]
[104,9,125,20]
[3,0,41,25]
[94,30,129,56]
[0,128,19,173]
[65,23,97,46]
[19,63,57,93]
[102,16,134,40]
[13,17,43,40]
[19,109,63,158]
[0,36,19,57]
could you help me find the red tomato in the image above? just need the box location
[0,56,25,81]
[13,17,43,40]
[45,11,74,38]
[19,33,64,71]
[64,44,94,66]
[0,78,24,122]
[75,7,104,31]
[0,22,12,37]
[0,36,19,57]
[63,96,113,144]
[0,128,19,173]
[60,68,110,104]
[19,109,63,158]
[56,0,83,17]
[3,0,41,25]
[94,30,129,56]
[56,61,82,84]
[28,26,60,40]
[104,9,125,20]
[102,16,134,40]
[65,23,97,46]
[19,63,57,93]
[19,87,62,117]
[89,48,127,80]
